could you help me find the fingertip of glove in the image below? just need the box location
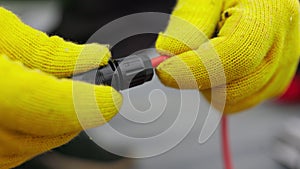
[156,33,191,56]
[69,43,111,77]
[34,43,112,77]
[94,85,123,122]
[156,53,210,90]
[70,82,123,129]
[155,56,185,89]
[80,43,111,67]
[156,67,179,89]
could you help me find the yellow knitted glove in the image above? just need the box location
[0,7,122,169]
[156,0,300,113]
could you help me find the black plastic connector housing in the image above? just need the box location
[73,54,154,91]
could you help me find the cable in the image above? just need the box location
[221,116,234,169]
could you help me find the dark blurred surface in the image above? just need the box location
[53,0,176,58]
[54,0,175,42]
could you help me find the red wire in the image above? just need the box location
[151,55,169,67]
[221,116,234,169]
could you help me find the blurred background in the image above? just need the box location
[1,0,300,169]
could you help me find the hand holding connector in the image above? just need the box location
[73,55,168,90]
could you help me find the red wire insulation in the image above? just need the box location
[221,116,234,169]
[151,55,169,67]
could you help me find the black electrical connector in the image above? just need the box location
[73,54,154,91]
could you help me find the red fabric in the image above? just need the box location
[278,73,300,103]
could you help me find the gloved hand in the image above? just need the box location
[0,7,122,169]
[156,0,300,113]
